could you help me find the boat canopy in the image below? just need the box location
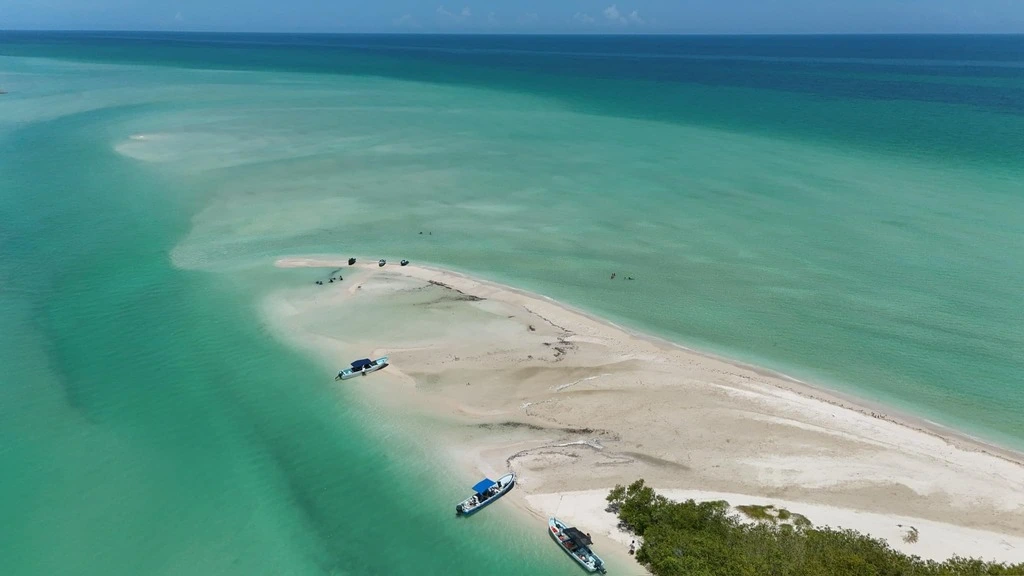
[351,358,373,368]
[472,478,496,494]
[563,527,592,547]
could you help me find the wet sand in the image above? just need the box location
[267,257,1024,565]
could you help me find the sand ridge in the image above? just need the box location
[268,256,1024,564]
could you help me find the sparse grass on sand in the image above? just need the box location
[737,504,813,528]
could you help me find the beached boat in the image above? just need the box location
[549,517,606,573]
[335,357,388,380]
[455,472,515,516]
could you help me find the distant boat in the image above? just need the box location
[455,472,515,516]
[378,259,386,267]
[335,357,389,380]
[549,517,606,573]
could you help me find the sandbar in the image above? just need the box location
[267,257,1024,565]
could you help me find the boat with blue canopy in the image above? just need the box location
[455,472,515,516]
[336,356,389,380]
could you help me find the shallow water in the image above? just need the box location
[1,33,1023,574]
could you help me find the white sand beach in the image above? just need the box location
[526,490,1024,564]
[268,257,1024,566]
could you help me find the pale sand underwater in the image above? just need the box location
[268,257,1024,566]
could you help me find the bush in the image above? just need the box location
[608,480,1024,576]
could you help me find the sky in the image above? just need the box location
[2,0,1024,34]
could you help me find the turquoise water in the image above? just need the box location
[0,53,570,576]
[2,33,1023,574]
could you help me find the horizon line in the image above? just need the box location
[4,29,1024,37]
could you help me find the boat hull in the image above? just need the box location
[337,356,389,380]
[549,517,605,574]
[455,473,515,517]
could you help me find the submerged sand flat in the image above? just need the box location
[269,257,1024,563]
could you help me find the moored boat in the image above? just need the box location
[335,356,389,380]
[549,517,606,573]
[455,472,515,516]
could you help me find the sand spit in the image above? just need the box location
[268,257,1024,564]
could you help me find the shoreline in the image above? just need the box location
[525,489,1024,564]
[268,255,1024,566]
[275,255,1023,465]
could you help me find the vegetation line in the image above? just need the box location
[606,480,1024,576]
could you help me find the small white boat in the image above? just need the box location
[335,357,388,380]
[455,472,515,516]
[549,517,606,573]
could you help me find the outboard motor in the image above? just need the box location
[348,257,356,265]
[455,504,464,516]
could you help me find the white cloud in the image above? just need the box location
[437,5,472,22]
[173,11,184,22]
[603,4,625,23]
[573,12,595,24]
[517,12,539,24]
[602,5,643,25]
[487,12,498,25]
[394,13,421,28]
